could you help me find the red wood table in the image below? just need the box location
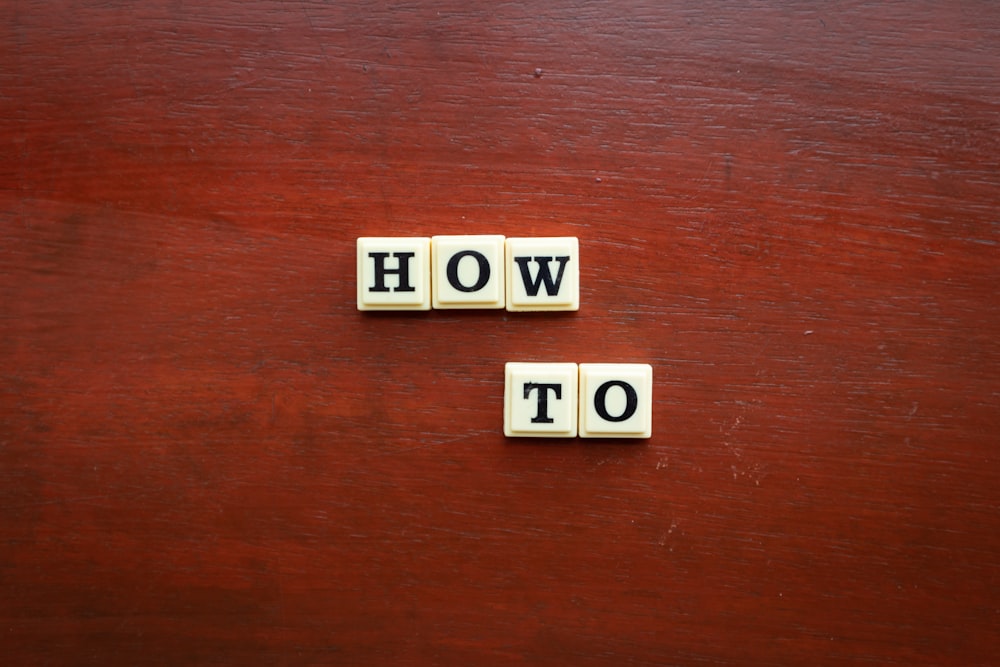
[2,2,998,664]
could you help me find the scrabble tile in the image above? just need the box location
[504,362,578,437]
[505,237,580,312]
[578,364,653,438]
[432,235,506,309]
[357,237,431,311]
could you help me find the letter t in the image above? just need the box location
[523,382,562,423]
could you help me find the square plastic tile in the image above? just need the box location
[578,363,653,438]
[357,237,431,311]
[432,235,506,309]
[504,362,578,437]
[505,237,579,312]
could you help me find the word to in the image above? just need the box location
[357,236,579,311]
[505,363,652,438]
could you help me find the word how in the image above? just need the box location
[504,362,652,438]
[357,236,579,311]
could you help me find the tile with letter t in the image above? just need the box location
[505,237,579,312]
[357,237,431,311]
[504,362,578,437]
[432,235,505,309]
[578,364,653,438]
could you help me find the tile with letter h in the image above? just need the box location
[504,362,653,438]
[357,236,579,311]
[356,237,432,311]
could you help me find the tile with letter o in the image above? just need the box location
[578,363,653,438]
[504,362,578,437]
[505,237,579,312]
[357,237,431,311]
[432,235,506,309]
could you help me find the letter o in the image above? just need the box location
[594,380,638,422]
[446,250,490,292]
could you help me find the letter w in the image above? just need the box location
[513,256,570,296]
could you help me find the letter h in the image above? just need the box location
[368,252,416,292]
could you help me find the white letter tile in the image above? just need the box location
[357,237,431,311]
[505,237,579,312]
[578,363,652,438]
[504,362,578,437]
[432,235,506,309]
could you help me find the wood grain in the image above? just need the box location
[2,1,999,664]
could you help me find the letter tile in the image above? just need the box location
[432,235,506,309]
[504,362,578,437]
[357,237,431,311]
[505,237,580,312]
[578,364,653,438]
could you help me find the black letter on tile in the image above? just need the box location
[513,256,570,296]
[523,382,562,423]
[594,380,637,422]
[446,250,490,292]
[369,252,416,292]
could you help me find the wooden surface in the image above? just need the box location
[3,1,999,664]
